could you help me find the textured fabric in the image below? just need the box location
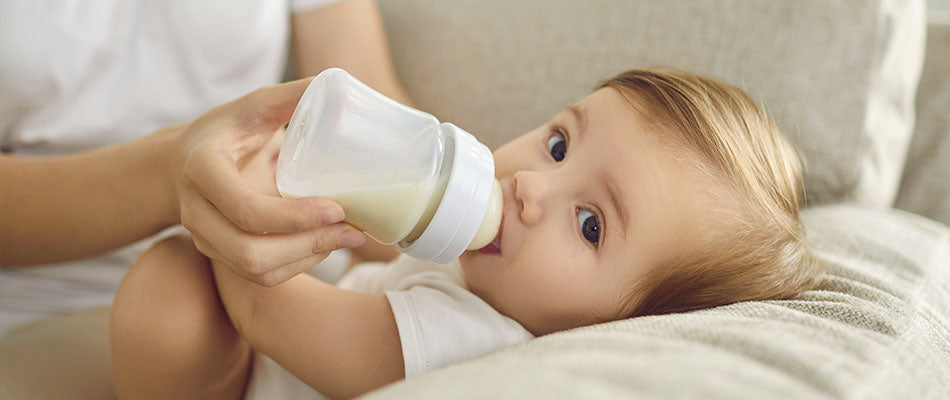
[364,206,950,399]
[0,227,177,337]
[245,354,326,400]
[290,0,344,13]
[1,2,944,399]
[0,0,288,156]
[0,308,112,399]
[246,255,533,399]
[343,256,532,378]
[896,18,950,227]
[0,0,344,336]
[379,0,925,208]
[385,283,534,376]
[0,226,351,338]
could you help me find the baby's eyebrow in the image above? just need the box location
[567,105,587,134]
[568,103,629,243]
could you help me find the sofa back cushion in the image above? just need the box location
[380,0,924,208]
[896,18,950,226]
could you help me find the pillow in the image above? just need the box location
[379,0,925,208]
[895,17,950,227]
[364,205,950,399]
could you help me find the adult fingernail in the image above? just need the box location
[339,228,366,248]
[319,206,344,225]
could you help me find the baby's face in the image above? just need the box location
[459,88,703,335]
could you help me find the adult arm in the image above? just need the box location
[292,0,413,105]
[2,79,365,286]
[211,260,405,399]
[0,127,181,266]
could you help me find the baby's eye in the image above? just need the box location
[577,208,600,247]
[547,131,566,162]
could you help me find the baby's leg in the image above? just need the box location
[111,234,251,399]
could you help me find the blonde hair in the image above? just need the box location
[600,69,825,318]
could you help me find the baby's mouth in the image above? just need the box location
[478,237,501,255]
[477,214,503,256]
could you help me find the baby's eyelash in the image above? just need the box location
[546,126,568,162]
[551,125,568,143]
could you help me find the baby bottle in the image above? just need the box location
[276,68,502,263]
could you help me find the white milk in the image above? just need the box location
[282,173,501,249]
[277,69,500,262]
[329,184,432,244]
[282,179,435,244]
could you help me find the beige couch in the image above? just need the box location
[374,1,950,398]
[2,1,948,398]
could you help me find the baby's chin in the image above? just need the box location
[457,250,490,280]
[457,250,475,269]
[455,251,499,305]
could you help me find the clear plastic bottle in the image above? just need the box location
[276,68,502,263]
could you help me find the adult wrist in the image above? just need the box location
[146,124,186,227]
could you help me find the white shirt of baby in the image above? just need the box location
[245,254,535,399]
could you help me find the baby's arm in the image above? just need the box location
[211,260,404,398]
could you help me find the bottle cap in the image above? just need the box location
[398,123,495,263]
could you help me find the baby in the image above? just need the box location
[110,69,825,399]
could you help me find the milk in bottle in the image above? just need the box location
[276,68,502,263]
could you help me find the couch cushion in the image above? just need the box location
[895,17,950,227]
[380,0,924,208]
[364,205,950,399]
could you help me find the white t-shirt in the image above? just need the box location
[0,0,342,336]
[245,255,535,399]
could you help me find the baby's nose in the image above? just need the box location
[513,170,548,225]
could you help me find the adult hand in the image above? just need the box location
[169,78,366,286]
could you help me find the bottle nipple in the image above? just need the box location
[467,179,503,250]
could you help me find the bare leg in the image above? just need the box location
[111,234,251,399]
